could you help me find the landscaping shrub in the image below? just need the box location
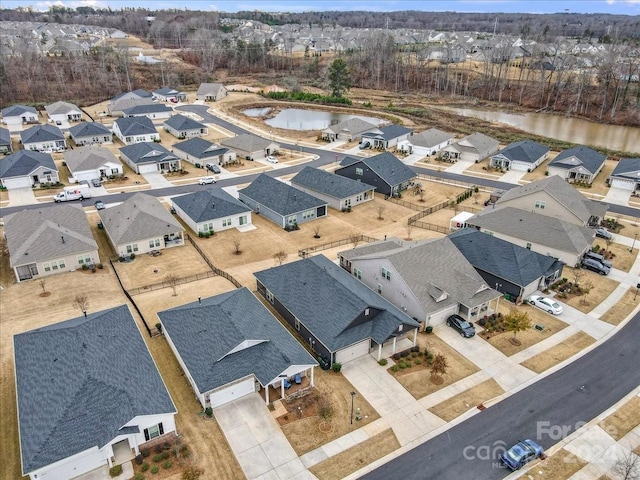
[182,466,204,480]
[400,350,409,358]
[425,326,433,333]
[204,407,213,418]
[411,352,418,358]
[411,345,420,353]
[129,253,136,260]
[152,453,163,463]
[97,263,104,269]
[109,465,123,477]
[141,448,150,458]
[392,353,401,360]
[141,463,150,472]
[151,465,159,474]
[378,358,388,366]
[179,445,191,458]
[398,361,407,369]
[478,318,487,326]
[414,358,421,365]
[82,264,89,271]
[161,451,170,460]
[163,460,172,469]
[135,454,144,465]
[133,473,145,480]
[331,362,342,372]
[390,365,400,372]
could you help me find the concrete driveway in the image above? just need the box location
[603,186,631,206]
[499,169,527,184]
[214,393,315,480]
[141,172,173,188]
[7,187,37,206]
[444,160,473,174]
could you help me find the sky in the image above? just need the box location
[2,0,640,14]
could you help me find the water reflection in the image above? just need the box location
[242,108,385,131]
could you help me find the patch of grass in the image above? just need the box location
[598,397,640,441]
[600,287,638,325]
[428,379,504,422]
[561,267,619,313]
[594,241,638,273]
[308,429,400,480]
[521,332,595,373]
[530,448,586,477]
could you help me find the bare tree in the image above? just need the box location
[430,354,448,384]
[349,232,362,248]
[38,278,48,295]
[273,250,288,266]
[573,269,585,286]
[233,239,242,255]
[72,294,89,315]
[165,273,179,296]
[406,223,414,241]
[580,280,595,306]
[473,191,481,204]
[604,236,614,255]
[313,225,321,239]
[376,205,386,220]
[613,451,640,480]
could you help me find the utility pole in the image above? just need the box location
[493,17,498,36]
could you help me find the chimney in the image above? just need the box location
[198,296,201,305]
[61,236,65,243]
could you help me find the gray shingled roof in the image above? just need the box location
[549,146,606,175]
[164,114,205,131]
[112,89,152,101]
[468,206,595,255]
[0,150,57,178]
[63,146,119,172]
[120,142,177,165]
[0,126,10,147]
[154,87,183,96]
[14,305,176,475]
[324,117,378,136]
[339,238,404,261]
[114,116,157,136]
[196,83,225,96]
[291,166,376,199]
[158,288,317,393]
[172,188,251,222]
[1,104,37,117]
[255,255,420,352]
[122,103,173,116]
[20,124,64,144]
[457,132,500,151]
[408,128,455,148]
[449,229,564,287]
[610,158,640,179]
[361,124,413,141]
[45,101,81,116]
[5,203,97,267]
[496,175,607,223]
[99,192,183,245]
[173,137,229,159]
[338,152,415,187]
[220,133,275,152]
[68,121,111,139]
[240,174,327,216]
[493,140,550,163]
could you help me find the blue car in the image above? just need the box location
[500,439,544,471]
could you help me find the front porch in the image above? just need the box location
[261,372,314,404]
[370,332,417,361]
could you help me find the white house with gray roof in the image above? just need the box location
[338,237,501,328]
[112,117,159,145]
[290,166,375,211]
[255,255,421,364]
[122,102,173,120]
[20,124,66,152]
[172,137,236,166]
[119,142,181,174]
[171,188,252,235]
[163,114,208,139]
[63,146,123,183]
[321,117,379,142]
[220,133,279,161]
[196,82,227,101]
[5,204,98,282]
[239,174,328,228]
[159,288,317,408]
[108,89,153,116]
[14,305,177,480]
[99,193,184,257]
[397,128,455,156]
[68,121,113,146]
[547,146,607,184]
[360,124,413,150]
[1,104,38,126]
[489,139,550,171]
[0,150,58,189]
[44,100,83,124]
[153,87,187,102]
[440,132,500,163]
[0,126,13,153]
[608,158,640,191]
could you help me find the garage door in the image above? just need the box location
[611,178,635,191]
[209,377,255,407]
[427,305,458,327]
[4,177,32,189]
[36,447,105,480]
[335,339,370,364]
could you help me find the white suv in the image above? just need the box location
[198,176,216,185]
[265,156,278,164]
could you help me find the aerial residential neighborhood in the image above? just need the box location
[0,3,639,480]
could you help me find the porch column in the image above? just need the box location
[265,384,269,405]
[281,380,285,399]
[413,328,418,346]
[310,367,314,387]
[377,343,382,361]
[392,336,397,354]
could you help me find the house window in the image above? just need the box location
[526,242,532,250]
[344,199,351,207]
[295,318,300,331]
[111,168,119,175]
[381,267,391,281]
[148,239,160,248]
[287,215,297,225]
[43,263,50,272]
[125,137,132,143]
[126,244,139,254]
[355,167,363,176]
[77,254,92,264]
[143,423,164,441]
[222,218,232,227]
[302,210,314,220]
[535,200,545,209]
[377,284,382,294]
[353,268,362,280]
[266,290,274,304]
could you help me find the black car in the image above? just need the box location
[446,314,476,338]
[581,257,610,275]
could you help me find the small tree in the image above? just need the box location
[430,354,448,384]
[233,239,242,255]
[473,191,481,204]
[573,269,585,286]
[604,236,613,255]
[613,451,640,480]
[38,278,48,295]
[313,225,321,239]
[273,250,288,266]
[349,232,362,248]
[165,273,179,296]
[406,223,414,241]
[580,279,594,306]
[503,308,531,345]
[376,205,386,220]
[72,294,89,315]
[318,396,334,423]
[327,58,351,98]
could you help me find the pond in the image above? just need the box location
[437,106,640,153]
[243,107,386,131]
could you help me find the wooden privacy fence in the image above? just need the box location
[298,234,378,257]
[128,271,218,296]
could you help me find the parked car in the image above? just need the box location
[581,257,610,275]
[595,227,613,240]
[446,314,476,338]
[528,295,563,315]
[265,155,278,164]
[500,439,544,471]
[198,176,216,185]
[205,163,221,174]
[584,251,612,268]
[94,200,105,210]
[91,178,102,187]
[359,141,370,150]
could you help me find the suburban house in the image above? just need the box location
[121,102,173,120]
[171,188,253,235]
[290,166,375,211]
[112,117,159,145]
[108,89,153,115]
[449,228,565,302]
[1,104,38,126]
[440,132,500,163]
[152,87,188,102]
[338,237,501,328]
[608,158,640,191]
[0,126,12,153]
[238,174,328,228]
[0,150,58,189]
[467,206,594,266]
[321,118,379,142]
[68,122,113,146]
[63,146,123,183]
[255,255,421,364]
[99,193,185,257]
[119,142,181,174]
[158,288,317,408]
[489,140,550,171]
[360,124,414,150]
[44,101,83,124]
[220,133,279,161]
[547,146,607,184]
[196,82,228,101]
[491,175,607,227]
[20,124,66,152]
[335,152,415,197]
[14,305,177,480]
[397,128,456,156]
[4,204,98,282]
[173,137,235,166]
[163,114,208,139]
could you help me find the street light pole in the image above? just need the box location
[350,391,356,425]
[630,233,637,253]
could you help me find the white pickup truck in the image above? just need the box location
[54,185,91,203]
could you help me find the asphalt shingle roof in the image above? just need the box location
[338,152,415,187]
[63,146,119,172]
[154,87,183,96]
[68,121,111,139]
[114,116,157,137]
[14,305,176,474]
[1,104,37,117]
[164,114,206,131]
[362,124,413,141]
[408,128,455,148]
[0,126,10,147]
[158,288,317,393]
[493,140,549,163]
[45,101,81,116]
[449,229,564,287]
[172,188,251,222]
[324,117,378,136]
[121,103,173,116]
[120,142,177,165]
[291,166,376,199]
[196,83,225,96]
[549,146,606,175]
[20,124,65,144]
[220,133,275,152]
[240,174,327,216]
[0,150,57,178]
[254,255,419,352]
[611,158,640,179]
[173,137,229,159]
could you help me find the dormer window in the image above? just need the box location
[398,324,403,332]
[365,308,370,316]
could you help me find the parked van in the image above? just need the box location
[584,251,612,268]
